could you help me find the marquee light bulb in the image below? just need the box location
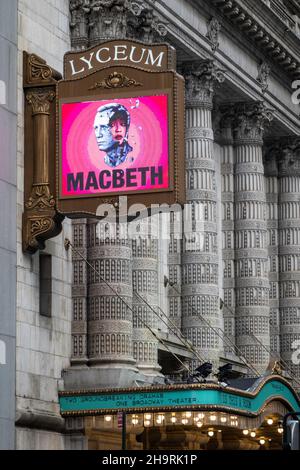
[243,430,249,435]
[267,418,273,425]
[210,415,217,421]
[171,417,177,424]
[221,417,227,423]
[208,430,214,437]
[250,431,256,438]
[259,439,266,445]
[196,422,203,428]
[278,427,283,434]
[104,416,112,422]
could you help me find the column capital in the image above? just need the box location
[182,60,225,109]
[278,137,300,177]
[26,88,55,115]
[214,104,235,145]
[70,0,168,49]
[264,137,300,177]
[233,102,274,145]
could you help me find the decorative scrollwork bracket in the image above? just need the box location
[23,52,64,254]
[89,71,143,90]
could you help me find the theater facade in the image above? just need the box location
[7,0,300,451]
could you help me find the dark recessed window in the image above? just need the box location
[39,254,52,317]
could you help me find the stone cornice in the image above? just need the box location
[211,0,300,78]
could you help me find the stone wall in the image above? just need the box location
[0,0,17,450]
[16,0,72,450]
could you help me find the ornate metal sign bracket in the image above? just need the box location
[23,52,64,254]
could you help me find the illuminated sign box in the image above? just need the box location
[60,93,170,198]
[56,41,185,218]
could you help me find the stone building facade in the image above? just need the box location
[0,0,17,450]
[15,0,72,450]
[0,0,300,450]
[68,0,300,389]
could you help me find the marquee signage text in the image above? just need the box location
[57,39,185,217]
[64,40,174,80]
[69,45,166,77]
[59,379,300,416]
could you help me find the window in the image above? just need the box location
[39,254,52,317]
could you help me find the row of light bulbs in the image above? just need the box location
[103,413,283,437]
[103,413,284,444]
[103,412,239,426]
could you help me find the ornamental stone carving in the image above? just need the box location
[277,138,300,176]
[70,0,90,49]
[183,60,225,108]
[69,0,168,48]
[233,102,274,144]
[206,17,221,52]
[257,61,271,93]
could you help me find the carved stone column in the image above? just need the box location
[71,220,88,365]
[181,60,225,370]
[168,210,182,334]
[132,217,162,379]
[278,139,300,385]
[68,0,168,386]
[233,102,273,373]
[86,220,137,384]
[219,107,236,353]
[264,145,280,358]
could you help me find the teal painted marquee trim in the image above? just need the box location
[59,378,300,416]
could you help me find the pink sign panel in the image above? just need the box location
[60,94,169,198]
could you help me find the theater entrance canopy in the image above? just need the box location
[59,374,300,450]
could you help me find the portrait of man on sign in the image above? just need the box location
[94,103,133,168]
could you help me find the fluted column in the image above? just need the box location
[71,219,88,365]
[219,108,236,352]
[264,147,280,357]
[181,60,225,370]
[168,210,182,333]
[233,102,273,373]
[68,0,168,386]
[87,220,136,379]
[278,139,300,384]
[132,217,162,378]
